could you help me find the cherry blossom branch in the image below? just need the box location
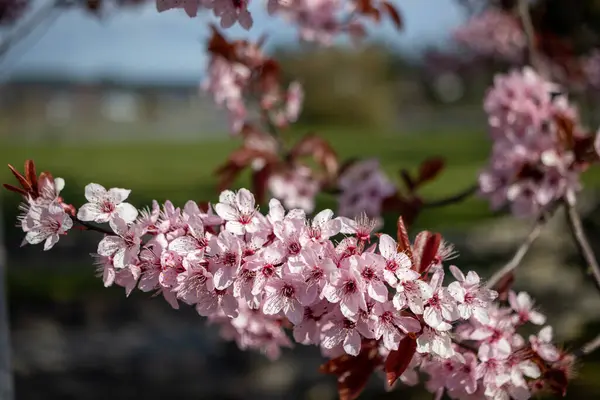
[564,197,600,294]
[485,203,559,289]
[421,184,478,209]
[260,109,286,156]
[73,218,114,236]
[517,0,538,69]
[572,333,600,358]
[0,0,70,59]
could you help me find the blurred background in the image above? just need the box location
[2,0,600,399]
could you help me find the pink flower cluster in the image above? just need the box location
[453,9,526,63]
[400,291,572,399]
[337,158,396,219]
[14,178,571,397]
[202,40,303,135]
[267,0,344,45]
[479,67,582,217]
[156,0,252,30]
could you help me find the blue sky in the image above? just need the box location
[1,0,466,82]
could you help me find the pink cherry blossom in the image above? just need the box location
[393,267,433,315]
[97,216,142,269]
[371,302,421,351]
[323,256,367,320]
[21,200,72,250]
[529,326,561,362]
[263,272,312,324]
[77,183,138,224]
[321,308,372,356]
[378,233,412,285]
[423,270,459,331]
[209,231,243,289]
[215,189,261,235]
[453,9,526,62]
[448,265,497,323]
[508,291,546,326]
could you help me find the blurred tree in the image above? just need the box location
[274,46,397,129]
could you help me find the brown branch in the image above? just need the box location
[73,218,114,236]
[486,203,558,289]
[421,184,478,209]
[564,198,600,294]
[517,0,539,69]
[0,0,71,59]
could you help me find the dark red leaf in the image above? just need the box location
[290,134,339,182]
[25,160,38,196]
[417,157,445,185]
[7,163,31,192]
[396,217,413,264]
[2,183,27,196]
[544,368,569,397]
[418,232,441,274]
[381,1,403,29]
[385,335,417,387]
[251,163,273,205]
[320,340,382,400]
[493,272,514,302]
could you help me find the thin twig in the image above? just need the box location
[572,334,600,358]
[0,0,70,60]
[486,204,558,289]
[73,218,114,236]
[260,109,286,156]
[564,198,600,294]
[517,0,539,69]
[421,184,478,209]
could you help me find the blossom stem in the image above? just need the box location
[0,0,71,59]
[421,184,478,209]
[485,203,559,289]
[517,0,538,69]
[573,334,600,358]
[73,218,114,236]
[260,109,286,156]
[564,198,600,293]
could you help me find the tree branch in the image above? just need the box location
[517,0,539,69]
[73,218,114,236]
[486,204,558,289]
[421,184,478,209]
[0,0,71,59]
[572,334,600,358]
[564,198,600,294]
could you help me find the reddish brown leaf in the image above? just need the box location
[251,163,273,205]
[320,340,382,400]
[7,163,31,192]
[290,134,339,182]
[544,368,569,397]
[493,272,514,302]
[215,148,278,192]
[396,217,413,264]
[417,157,445,186]
[381,1,403,29]
[2,183,27,196]
[207,25,237,61]
[25,160,38,196]
[399,169,416,193]
[384,335,417,387]
[418,232,441,274]
[554,114,576,151]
